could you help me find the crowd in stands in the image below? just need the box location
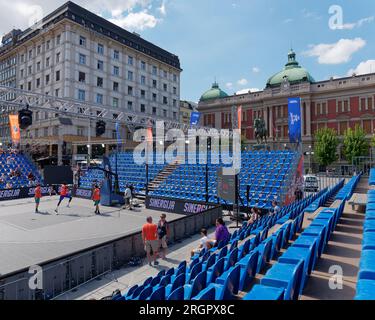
[0,147,42,189]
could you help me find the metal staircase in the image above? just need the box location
[147,160,181,193]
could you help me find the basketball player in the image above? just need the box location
[92,184,101,215]
[55,182,72,214]
[34,183,42,213]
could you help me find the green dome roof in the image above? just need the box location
[200,82,229,102]
[266,50,315,87]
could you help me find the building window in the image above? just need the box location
[173,74,177,82]
[141,61,146,70]
[152,79,157,88]
[368,97,373,110]
[360,98,366,111]
[163,70,168,78]
[77,127,84,136]
[128,71,133,81]
[45,74,50,85]
[97,43,104,55]
[36,78,40,88]
[113,97,119,108]
[20,69,24,77]
[20,54,24,63]
[113,50,119,60]
[113,66,119,76]
[113,82,119,92]
[97,60,104,71]
[141,104,146,113]
[173,87,177,95]
[152,66,157,75]
[128,86,133,95]
[96,93,103,104]
[28,66,32,75]
[128,56,133,65]
[141,89,146,99]
[78,89,85,101]
[56,52,61,63]
[36,62,41,72]
[37,45,41,55]
[46,57,50,67]
[127,101,133,110]
[27,81,31,91]
[79,72,86,83]
[163,96,168,105]
[79,36,86,46]
[152,107,157,115]
[79,54,86,65]
[163,83,167,92]
[152,93,157,102]
[46,40,50,50]
[56,34,61,45]
[97,77,103,87]
[55,70,60,81]
[141,75,146,85]
[173,99,177,107]
[173,112,177,120]
[163,109,167,117]
[55,89,60,97]
[28,50,32,59]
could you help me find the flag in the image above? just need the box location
[288,97,302,143]
[190,112,201,127]
[9,114,20,145]
[237,106,242,130]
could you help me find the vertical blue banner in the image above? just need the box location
[288,97,302,143]
[190,112,201,126]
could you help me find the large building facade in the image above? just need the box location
[198,50,375,162]
[0,1,181,164]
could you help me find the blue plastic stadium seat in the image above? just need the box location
[242,284,285,300]
[167,286,185,300]
[260,260,304,300]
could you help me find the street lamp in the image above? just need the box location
[306,145,314,174]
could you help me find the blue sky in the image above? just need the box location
[1,0,375,102]
[137,0,375,102]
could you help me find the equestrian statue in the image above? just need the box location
[253,118,268,144]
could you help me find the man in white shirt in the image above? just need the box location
[190,228,212,257]
[123,185,133,210]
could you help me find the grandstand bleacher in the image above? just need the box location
[107,175,363,301]
[0,152,43,189]
[80,150,299,209]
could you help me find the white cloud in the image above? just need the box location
[302,9,322,20]
[252,67,260,73]
[225,82,233,89]
[283,18,293,24]
[109,10,159,31]
[236,88,260,95]
[0,0,160,35]
[348,60,375,76]
[237,78,248,86]
[304,38,366,64]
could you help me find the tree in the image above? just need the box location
[314,128,339,166]
[371,134,375,148]
[343,125,369,163]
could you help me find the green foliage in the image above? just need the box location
[314,128,339,166]
[343,125,369,163]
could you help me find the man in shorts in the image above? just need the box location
[142,216,159,266]
[157,213,170,259]
[55,182,73,214]
[92,184,101,215]
[34,183,42,213]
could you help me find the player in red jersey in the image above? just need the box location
[55,182,72,214]
[34,183,42,213]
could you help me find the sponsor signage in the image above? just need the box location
[73,187,93,199]
[145,196,217,215]
[0,186,52,202]
[288,97,302,143]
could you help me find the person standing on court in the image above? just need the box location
[34,183,42,213]
[157,213,170,260]
[92,184,101,215]
[55,182,73,214]
[142,216,159,266]
[123,185,133,210]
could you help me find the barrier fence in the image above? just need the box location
[0,204,222,300]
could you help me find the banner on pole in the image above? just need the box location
[9,114,20,145]
[288,97,302,143]
[190,112,201,126]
